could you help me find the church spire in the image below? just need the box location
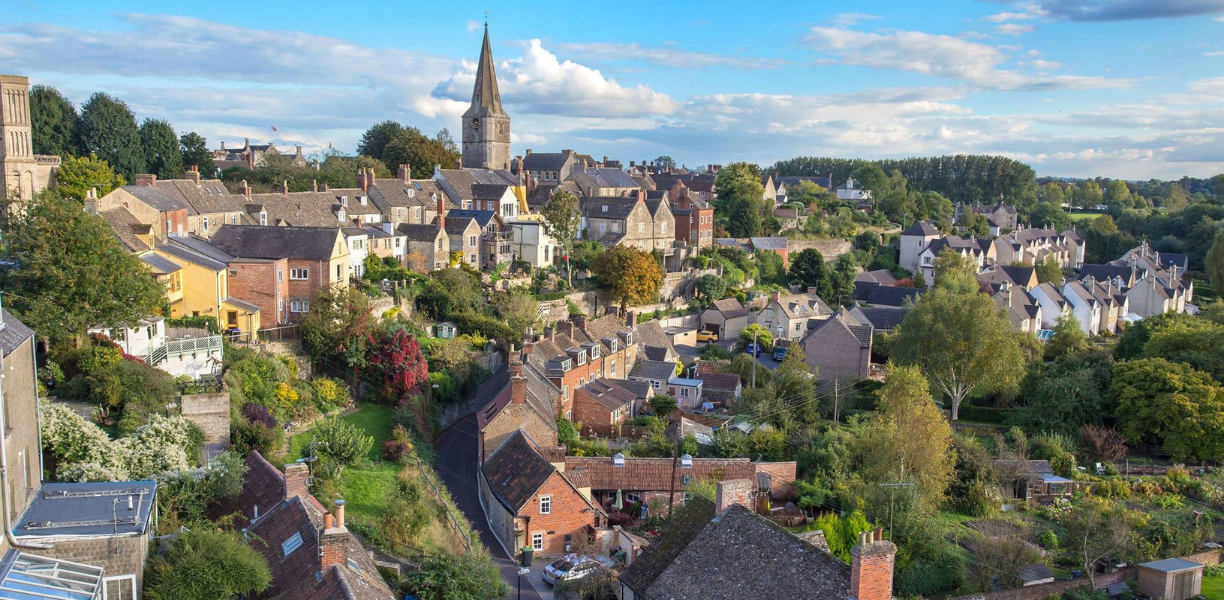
[465,24,505,118]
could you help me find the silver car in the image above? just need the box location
[542,554,600,586]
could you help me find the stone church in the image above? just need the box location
[0,75,60,208]
[462,25,512,171]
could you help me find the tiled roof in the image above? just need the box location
[576,381,635,411]
[709,298,748,319]
[1079,264,1131,283]
[775,175,833,190]
[805,309,871,348]
[207,451,286,528]
[582,196,639,219]
[576,168,640,189]
[631,360,677,382]
[471,183,510,201]
[848,304,909,331]
[749,237,788,252]
[641,504,851,600]
[123,185,189,213]
[368,178,446,212]
[694,372,741,393]
[482,430,556,512]
[634,320,676,359]
[901,221,940,236]
[523,152,573,172]
[397,223,442,242]
[619,496,716,594]
[99,207,151,252]
[854,269,899,286]
[477,362,559,433]
[436,168,517,202]
[0,310,34,357]
[853,282,921,307]
[210,225,343,261]
[604,379,653,400]
[445,209,497,229]
[158,238,231,272]
[155,179,245,215]
[249,189,380,228]
[563,456,755,492]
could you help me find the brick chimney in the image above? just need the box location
[436,193,446,231]
[284,463,309,499]
[312,179,318,193]
[185,165,200,184]
[715,479,754,516]
[398,164,411,183]
[322,182,329,192]
[544,325,555,341]
[454,158,462,169]
[135,173,157,186]
[282,180,289,196]
[510,358,526,405]
[319,500,348,571]
[807,287,818,296]
[359,168,370,193]
[771,291,782,302]
[239,179,251,200]
[850,529,897,600]
[572,315,588,332]
[627,311,638,327]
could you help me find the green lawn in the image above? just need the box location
[287,404,400,523]
[1068,212,1105,221]
[1202,574,1224,599]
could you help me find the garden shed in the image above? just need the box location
[1137,558,1203,600]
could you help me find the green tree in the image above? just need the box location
[1060,498,1134,588]
[654,155,676,170]
[54,155,125,201]
[858,365,954,514]
[694,273,727,301]
[541,190,580,283]
[756,250,786,286]
[592,245,663,310]
[715,163,766,237]
[381,126,459,178]
[1110,358,1224,462]
[29,84,79,157]
[892,252,1025,420]
[78,92,145,180]
[1046,312,1088,361]
[648,394,678,416]
[828,254,858,307]
[1030,201,1072,231]
[1035,254,1063,284]
[932,249,978,295]
[143,529,272,600]
[306,415,374,478]
[299,286,374,377]
[1009,351,1113,438]
[740,323,774,351]
[405,551,510,600]
[140,118,183,179]
[179,132,215,175]
[788,248,830,295]
[357,120,406,161]
[1207,228,1224,296]
[0,191,163,346]
[1104,180,1131,208]
[494,288,540,338]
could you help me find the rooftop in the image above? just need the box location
[14,481,157,538]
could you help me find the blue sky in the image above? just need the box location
[1,0,1222,179]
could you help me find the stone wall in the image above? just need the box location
[789,239,853,261]
[180,392,230,457]
[41,534,150,591]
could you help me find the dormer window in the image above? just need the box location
[590,345,600,359]
[609,340,618,352]
[341,196,349,207]
[338,208,346,222]
[602,205,608,212]
[259,210,267,226]
[561,359,572,371]
[576,350,586,365]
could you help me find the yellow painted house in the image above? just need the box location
[154,237,261,336]
[139,253,184,306]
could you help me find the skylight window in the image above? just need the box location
[282,532,304,556]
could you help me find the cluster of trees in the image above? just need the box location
[591,245,664,310]
[771,155,1038,214]
[356,120,460,179]
[713,163,772,237]
[30,85,214,180]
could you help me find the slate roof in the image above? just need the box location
[14,481,157,538]
[583,196,639,219]
[854,269,899,286]
[579,314,635,353]
[853,282,922,307]
[0,311,35,358]
[523,151,573,172]
[445,209,498,229]
[576,167,640,189]
[749,237,788,252]
[631,360,678,382]
[123,185,189,213]
[368,178,447,213]
[619,497,716,594]
[99,207,152,252]
[848,304,909,331]
[1159,253,1188,270]
[633,504,851,600]
[1019,563,1055,584]
[249,189,380,228]
[805,309,872,348]
[563,456,755,492]
[209,225,342,261]
[158,238,231,271]
[901,221,941,236]
[605,379,653,400]
[635,320,677,359]
[471,183,510,201]
[1035,282,1067,308]
[154,179,246,215]
[140,252,181,275]
[1079,264,1131,284]
[576,381,635,411]
[769,291,833,321]
[436,168,517,202]
[398,223,442,242]
[709,298,748,319]
[1140,558,1203,573]
[482,430,557,513]
[775,175,833,190]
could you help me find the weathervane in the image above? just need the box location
[484,10,489,27]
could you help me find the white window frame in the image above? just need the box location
[532,533,544,551]
[290,268,309,280]
[102,575,137,600]
[290,300,310,313]
[539,495,552,514]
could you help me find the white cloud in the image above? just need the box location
[832,13,880,27]
[996,23,1037,35]
[466,20,481,35]
[986,5,1049,22]
[433,39,677,118]
[552,42,788,70]
[803,26,1128,91]
[1206,50,1224,56]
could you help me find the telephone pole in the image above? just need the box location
[751,329,758,389]
[833,379,840,423]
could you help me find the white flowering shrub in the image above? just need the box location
[40,401,204,483]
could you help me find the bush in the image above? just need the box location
[232,417,283,457]
[1094,478,1131,500]
[1039,529,1059,550]
[156,452,247,532]
[311,377,350,411]
[895,555,965,599]
[306,416,374,479]
[956,405,1008,424]
[143,529,272,600]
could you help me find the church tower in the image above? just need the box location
[461,24,511,171]
[1,75,59,209]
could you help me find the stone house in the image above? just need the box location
[480,430,605,558]
[583,193,674,253]
[700,298,749,341]
[13,481,158,598]
[899,221,942,274]
[0,310,42,543]
[97,180,191,242]
[471,183,522,219]
[522,149,579,184]
[618,485,894,600]
[1063,277,1128,335]
[507,216,559,269]
[1031,282,1071,330]
[753,289,834,342]
[570,167,641,199]
[573,380,635,437]
[433,167,522,210]
[364,165,448,227]
[446,209,513,271]
[245,184,383,229]
[212,138,307,170]
[361,225,407,264]
[629,360,679,395]
[208,225,350,322]
[800,308,873,381]
[142,168,250,237]
[444,212,484,270]
[991,227,1083,270]
[956,203,1018,233]
[398,220,449,272]
[478,359,560,463]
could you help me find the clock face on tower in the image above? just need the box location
[470,118,481,129]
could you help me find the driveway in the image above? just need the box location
[436,415,546,600]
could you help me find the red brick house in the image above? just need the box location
[208,225,350,322]
[671,191,714,249]
[573,379,635,437]
[479,430,605,558]
[525,328,605,418]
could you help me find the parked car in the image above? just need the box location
[772,346,787,361]
[543,554,601,586]
[745,343,762,357]
[696,330,718,343]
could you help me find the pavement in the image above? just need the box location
[435,414,547,600]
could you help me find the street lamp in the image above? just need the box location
[517,567,530,600]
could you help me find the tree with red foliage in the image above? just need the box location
[368,327,429,401]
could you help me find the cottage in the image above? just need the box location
[630,360,679,395]
[800,308,872,381]
[754,289,834,341]
[574,380,635,437]
[694,371,742,404]
[700,298,749,341]
[479,430,605,558]
[667,378,704,408]
[208,225,351,321]
[478,358,560,462]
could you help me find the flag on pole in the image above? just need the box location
[270,126,277,132]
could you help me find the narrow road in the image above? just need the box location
[436,414,544,600]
